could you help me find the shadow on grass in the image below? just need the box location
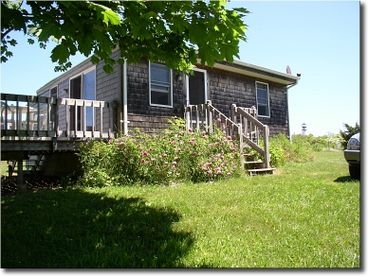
[1,188,194,268]
[334,176,359,183]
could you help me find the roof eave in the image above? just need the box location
[211,60,299,86]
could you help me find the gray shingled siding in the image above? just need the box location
[57,79,69,131]
[127,62,185,133]
[96,50,122,133]
[37,57,289,136]
[206,67,288,136]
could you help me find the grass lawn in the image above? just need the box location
[1,151,360,268]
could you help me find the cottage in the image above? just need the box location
[36,51,299,137]
[1,52,299,183]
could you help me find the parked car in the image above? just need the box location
[344,133,360,179]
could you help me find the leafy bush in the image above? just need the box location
[269,134,314,167]
[268,133,343,167]
[79,118,241,186]
[340,123,360,149]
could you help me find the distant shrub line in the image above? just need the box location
[269,133,342,167]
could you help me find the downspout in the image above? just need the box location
[285,78,299,141]
[122,59,128,135]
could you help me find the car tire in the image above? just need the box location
[349,164,360,179]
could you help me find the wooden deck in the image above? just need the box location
[1,93,118,188]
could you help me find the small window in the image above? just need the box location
[149,62,172,107]
[256,82,270,117]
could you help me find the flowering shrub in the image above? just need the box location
[79,118,241,186]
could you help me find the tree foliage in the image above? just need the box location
[339,122,360,149]
[1,0,248,73]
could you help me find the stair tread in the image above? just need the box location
[247,168,276,172]
[244,160,263,164]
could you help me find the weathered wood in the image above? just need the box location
[186,101,272,171]
[4,99,8,131]
[100,102,103,138]
[83,100,86,137]
[1,93,115,140]
[263,125,270,168]
[238,123,244,167]
[195,106,200,131]
[26,98,30,135]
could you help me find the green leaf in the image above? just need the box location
[102,9,121,26]
[51,44,69,63]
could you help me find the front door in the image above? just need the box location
[188,68,207,105]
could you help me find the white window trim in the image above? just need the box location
[68,66,96,99]
[50,86,58,98]
[185,67,208,106]
[255,81,270,118]
[149,61,173,108]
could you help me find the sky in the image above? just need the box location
[0,0,361,136]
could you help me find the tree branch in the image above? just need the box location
[1,28,14,39]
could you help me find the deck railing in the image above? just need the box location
[1,93,116,139]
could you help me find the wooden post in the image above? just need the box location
[207,100,213,134]
[231,104,237,137]
[100,102,103,138]
[46,98,50,134]
[4,99,8,132]
[185,106,190,131]
[66,101,70,137]
[26,97,30,135]
[74,100,78,137]
[37,97,40,135]
[83,100,86,138]
[263,125,270,168]
[17,159,26,192]
[92,103,95,138]
[112,100,119,137]
[204,104,208,133]
[195,106,200,132]
[238,123,244,168]
[16,97,20,135]
[54,98,60,137]
[108,102,112,138]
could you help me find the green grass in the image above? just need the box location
[1,151,360,268]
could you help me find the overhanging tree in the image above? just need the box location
[1,0,248,73]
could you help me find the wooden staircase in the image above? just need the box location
[185,101,275,176]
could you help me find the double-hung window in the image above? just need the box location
[149,62,173,107]
[256,81,270,117]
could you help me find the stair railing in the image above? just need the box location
[185,100,244,165]
[184,100,270,169]
[231,104,270,169]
